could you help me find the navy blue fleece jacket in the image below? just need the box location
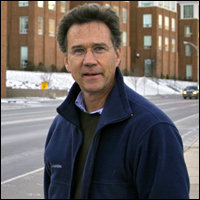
[44,67,189,199]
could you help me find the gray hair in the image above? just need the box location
[57,3,122,55]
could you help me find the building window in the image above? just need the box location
[20,16,28,34]
[49,19,55,37]
[171,18,175,31]
[113,6,119,16]
[19,1,28,7]
[186,65,192,80]
[144,59,152,76]
[171,1,176,11]
[172,39,175,52]
[60,1,66,13]
[158,36,162,50]
[144,36,152,49]
[184,5,194,18]
[185,25,193,37]
[21,46,28,68]
[122,8,127,23]
[165,37,169,51]
[143,14,152,27]
[158,1,163,7]
[141,1,153,7]
[185,44,193,56]
[48,1,56,10]
[38,1,43,8]
[38,17,43,35]
[165,16,169,30]
[164,1,170,9]
[123,32,127,46]
[158,14,162,28]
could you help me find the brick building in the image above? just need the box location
[7,1,70,71]
[130,1,178,78]
[177,1,199,82]
[1,1,7,98]
[1,1,199,98]
[6,1,130,73]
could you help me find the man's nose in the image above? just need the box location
[83,49,98,65]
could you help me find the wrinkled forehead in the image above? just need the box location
[67,22,113,47]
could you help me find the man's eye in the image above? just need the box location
[94,46,106,52]
[73,49,85,54]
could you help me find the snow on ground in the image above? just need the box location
[5,70,197,97]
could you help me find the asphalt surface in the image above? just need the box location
[1,95,199,199]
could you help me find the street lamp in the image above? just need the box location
[183,41,199,89]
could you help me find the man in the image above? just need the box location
[44,4,189,199]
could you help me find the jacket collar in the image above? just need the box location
[57,67,133,129]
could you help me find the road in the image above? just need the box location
[1,95,199,199]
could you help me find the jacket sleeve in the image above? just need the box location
[44,164,51,199]
[44,118,56,199]
[134,122,190,199]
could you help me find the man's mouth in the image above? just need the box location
[83,73,101,76]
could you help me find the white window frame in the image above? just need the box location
[60,1,66,13]
[20,16,28,34]
[185,25,193,37]
[171,18,175,32]
[38,17,43,35]
[141,1,153,7]
[185,44,193,56]
[113,6,119,16]
[48,1,56,10]
[122,8,127,23]
[49,19,55,37]
[184,5,194,18]
[20,46,28,68]
[165,16,169,30]
[165,37,169,51]
[19,1,29,7]
[143,14,152,28]
[172,39,175,52]
[38,1,44,8]
[144,36,152,49]
[123,31,127,46]
[186,65,192,80]
[158,14,162,28]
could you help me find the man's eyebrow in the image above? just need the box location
[71,45,83,50]
[71,43,109,49]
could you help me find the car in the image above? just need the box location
[182,85,199,99]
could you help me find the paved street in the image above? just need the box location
[1,95,199,199]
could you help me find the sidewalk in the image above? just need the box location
[184,138,199,199]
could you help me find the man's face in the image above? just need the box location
[64,22,121,96]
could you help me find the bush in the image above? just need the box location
[60,65,69,73]
[50,64,58,72]
[37,62,47,72]
[24,61,35,71]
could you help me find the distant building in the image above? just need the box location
[6,1,130,73]
[1,1,7,98]
[177,1,199,81]
[130,1,178,79]
[1,1,199,93]
[7,1,70,71]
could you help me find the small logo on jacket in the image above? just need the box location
[51,164,62,168]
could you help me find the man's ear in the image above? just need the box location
[64,56,71,72]
[116,48,121,67]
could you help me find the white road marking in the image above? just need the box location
[1,167,44,185]
[1,116,54,125]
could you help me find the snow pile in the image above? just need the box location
[6,70,197,96]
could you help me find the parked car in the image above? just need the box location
[182,86,199,99]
